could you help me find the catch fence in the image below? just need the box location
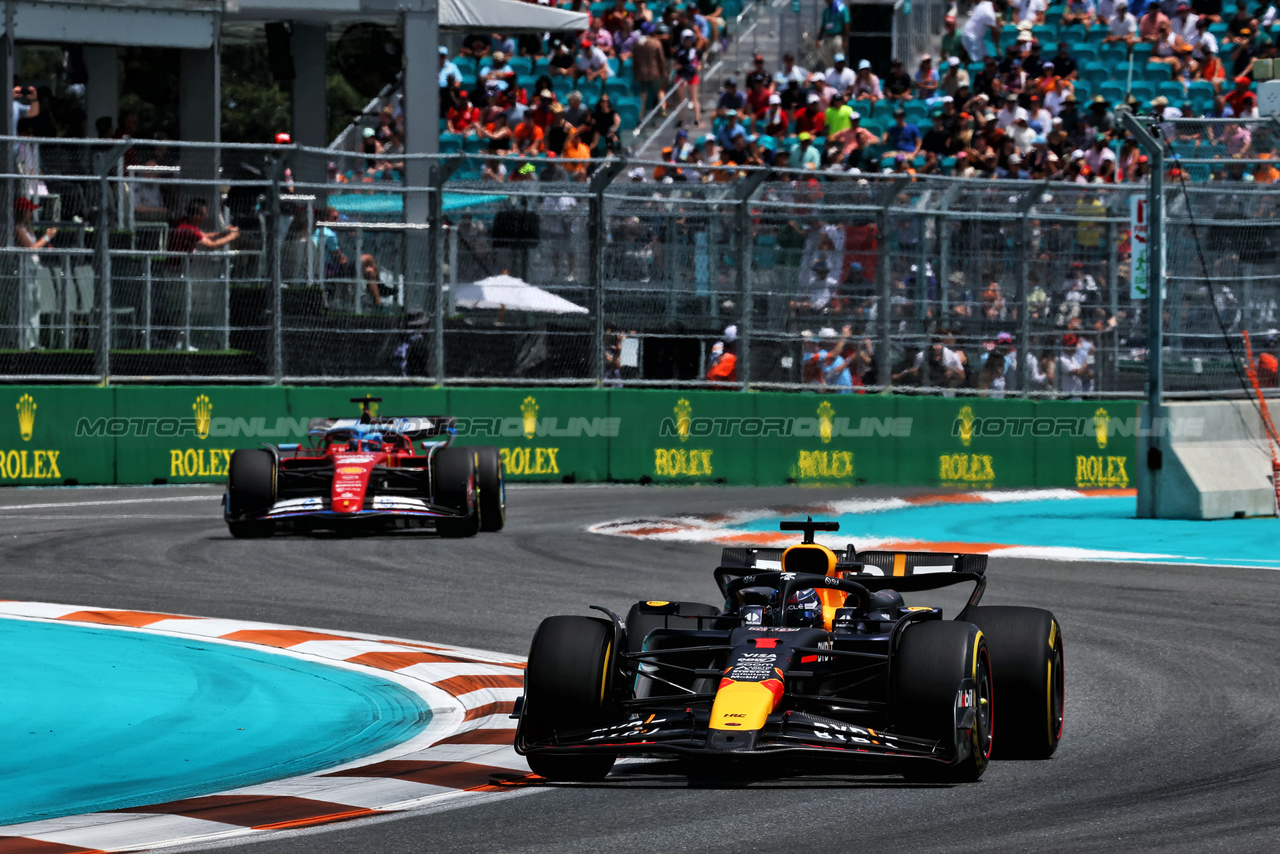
[0,131,1276,397]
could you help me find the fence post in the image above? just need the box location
[734,168,768,390]
[1120,111,1164,517]
[589,159,627,385]
[92,142,129,382]
[1014,186,1041,395]
[429,156,463,386]
[875,178,908,389]
[266,149,294,383]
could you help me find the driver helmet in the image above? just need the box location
[785,587,822,627]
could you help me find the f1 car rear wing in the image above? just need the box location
[719,545,987,577]
[306,416,457,441]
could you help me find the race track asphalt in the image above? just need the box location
[1,483,1278,854]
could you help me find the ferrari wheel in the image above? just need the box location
[894,620,992,783]
[521,615,617,782]
[474,446,505,532]
[433,447,480,538]
[966,606,1064,759]
[226,449,275,538]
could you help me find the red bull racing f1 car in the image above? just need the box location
[223,397,504,538]
[515,518,1064,782]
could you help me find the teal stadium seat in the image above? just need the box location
[440,133,463,153]
[617,102,641,130]
[1157,80,1187,102]
[1099,82,1126,104]
[605,78,631,98]
[1082,61,1110,84]
[1144,62,1174,83]
[1033,25,1056,41]
[463,136,487,154]
[1072,43,1100,64]
[1099,44,1128,65]
[1131,43,1153,64]
[1060,25,1087,46]
[1129,80,1156,102]
[508,56,532,76]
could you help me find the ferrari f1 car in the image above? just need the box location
[223,397,503,538]
[514,518,1064,782]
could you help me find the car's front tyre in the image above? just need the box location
[520,615,617,782]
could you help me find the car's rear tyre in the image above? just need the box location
[433,446,479,538]
[226,449,275,537]
[894,620,992,783]
[521,615,617,782]
[965,606,1064,759]
[474,446,505,532]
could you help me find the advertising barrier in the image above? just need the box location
[0,387,1140,489]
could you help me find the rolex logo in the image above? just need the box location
[817,400,834,444]
[16,394,35,442]
[193,394,212,440]
[958,405,975,447]
[1094,407,1109,450]
[521,396,539,439]
[674,398,692,443]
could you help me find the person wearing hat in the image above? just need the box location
[852,58,884,102]
[1025,92,1052,133]
[1008,114,1037,152]
[716,107,748,148]
[823,89,856,139]
[716,76,747,119]
[883,57,914,100]
[825,52,857,92]
[796,92,827,135]
[1084,95,1115,135]
[438,47,462,88]
[446,91,482,136]
[575,39,612,84]
[837,108,881,165]
[962,0,1006,62]
[886,106,922,154]
[922,109,955,156]
[913,54,940,100]
[1104,2,1139,44]
[1172,3,1200,39]
[1028,132,1061,177]
[1083,131,1116,172]
[761,91,789,136]
[512,109,546,155]
[941,13,967,64]
[816,0,851,67]
[940,55,970,97]
[479,50,512,84]
[548,42,576,77]
[631,20,668,114]
[747,53,773,92]
[543,101,573,156]
[674,29,703,125]
[790,131,823,169]
[1225,74,1255,115]
[995,92,1029,129]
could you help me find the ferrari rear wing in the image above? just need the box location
[306,416,457,440]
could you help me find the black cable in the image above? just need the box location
[1160,124,1273,450]
[1160,129,1264,407]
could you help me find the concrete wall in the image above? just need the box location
[1138,400,1277,520]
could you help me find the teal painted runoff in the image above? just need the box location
[739,495,1280,569]
[0,619,430,825]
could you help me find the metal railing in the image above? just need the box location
[0,131,1274,397]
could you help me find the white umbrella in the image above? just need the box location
[455,274,589,315]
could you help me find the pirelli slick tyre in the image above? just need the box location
[433,446,480,538]
[966,606,1064,759]
[226,449,276,539]
[522,615,617,782]
[474,445,505,532]
[894,620,993,783]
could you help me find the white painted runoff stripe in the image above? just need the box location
[0,494,221,512]
[0,603,536,853]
